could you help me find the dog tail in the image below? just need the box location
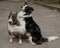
[42,36,59,42]
[47,36,59,42]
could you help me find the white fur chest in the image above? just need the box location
[19,18,26,33]
[8,23,26,34]
[19,18,26,26]
[16,11,26,33]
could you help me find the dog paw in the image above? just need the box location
[31,43,36,46]
[9,39,13,43]
[19,39,22,45]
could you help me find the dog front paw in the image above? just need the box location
[19,39,22,45]
[9,38,13,43]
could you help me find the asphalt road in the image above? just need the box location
[0,1,60,48]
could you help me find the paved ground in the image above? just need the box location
[0,1,60,48]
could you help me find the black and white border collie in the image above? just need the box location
[17,2,59,45]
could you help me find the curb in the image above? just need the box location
[32,1,60,12]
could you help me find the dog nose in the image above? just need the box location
[9,22,12,25]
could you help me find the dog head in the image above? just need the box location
[21,2,34,15]
[8,12,19,25]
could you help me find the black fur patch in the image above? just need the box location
[24,17,45,44]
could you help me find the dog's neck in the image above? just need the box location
[18,11,32,18]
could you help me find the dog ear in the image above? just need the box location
[15,12,18,15]
[30,7,34,11]
[24,2,28,5]
[8,12,12,19]
[21,2,28,9]
[10,12,12,15]
[21,6,22,9]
